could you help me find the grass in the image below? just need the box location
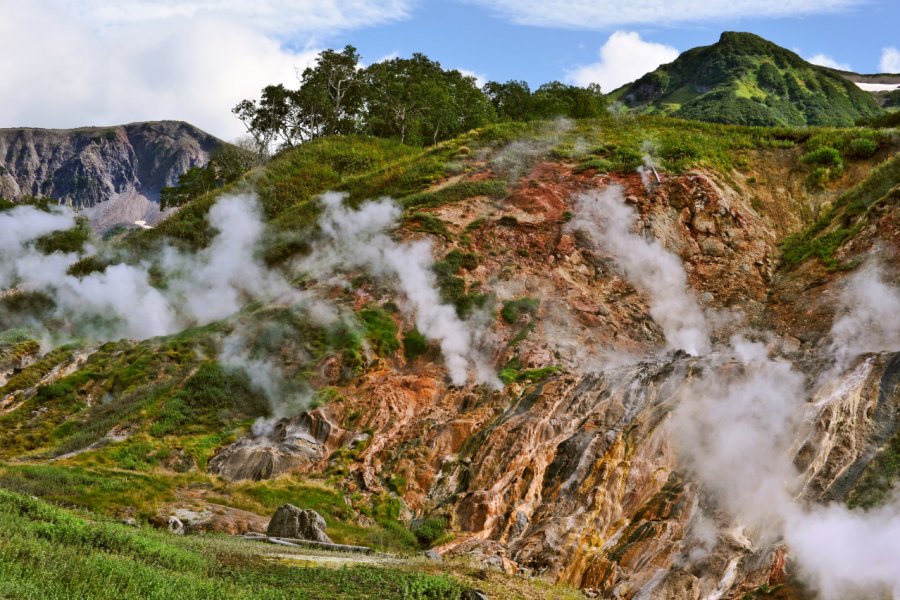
[0,488,467,600]
[781,154,900,269]
[400,179,507,210]
[498,357,561,385]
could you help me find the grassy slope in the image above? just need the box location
[611,32,884,127]
[0,488,467,600]
[1,115,898,596]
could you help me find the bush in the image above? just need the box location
[151,362,266,436]
[359,307,400,357]
[402,329,429,362]
[801,146,842,168]
[34,217,90,254]
[500,298,539,324]
[845,137,878,159]
[413,517,448,548]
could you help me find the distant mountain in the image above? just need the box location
[0,121,223,229]
[610,32,885,126]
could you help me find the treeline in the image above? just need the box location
[159,46,606,209]
[234,45,606,153]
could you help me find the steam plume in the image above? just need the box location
[568,186,710,356]
[827,259,900,373]
[302,192,498,387]
[1,193,289,342]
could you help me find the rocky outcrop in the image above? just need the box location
[207,411,353,481]
[153,504,268,535]
[266,504,332,543]
[0,120,222,228]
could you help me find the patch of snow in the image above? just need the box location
[134,220,153,230]
[855,82,900,92]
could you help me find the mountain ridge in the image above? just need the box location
[611,31,885,126]
[0,120,224,230]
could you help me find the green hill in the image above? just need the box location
[610,31,884,127]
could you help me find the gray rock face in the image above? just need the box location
[0,120,223,228]
[207,412,351,482]
[266,504,332,543]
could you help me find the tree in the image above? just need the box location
[532,81,606,119]
[160,166,216,210]
[363,54,493,145]
[159,143,259,210]
[483,80,534,121]
[295,45,364,138]
[483,80,606,121]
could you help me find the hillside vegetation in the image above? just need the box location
[611,32,884,127]
[1,101,898,597]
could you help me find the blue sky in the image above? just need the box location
[341,0,900,88]
[2,0,897,139]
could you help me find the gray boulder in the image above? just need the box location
[266,504,332,543]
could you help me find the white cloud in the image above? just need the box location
[880,47,900,73]
[457,68,488,88]
[567,31,679,92]
[469,0,862,29]
[61,0,413,36]
[806,53,852,71]
[0,0,412,140]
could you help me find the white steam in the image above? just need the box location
[827,260,900,373]
[660,264,900,597]
[302,192,498,387]
[219,328,312,437]
[636,139,660,192]
[786,502,900,599]
[567,186,900,597]
[0,204,76,288]
[568,186,710,356]
[161,195,293,324]
[0,194,289,341]
[669,337,805,530]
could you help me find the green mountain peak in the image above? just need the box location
[611,31,884,127]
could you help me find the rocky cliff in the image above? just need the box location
[0,121,222,229]
[1,120,898,599]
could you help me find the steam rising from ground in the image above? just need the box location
[637,140,660,192]
[2,190,499,418]
[302,192,498,387]
[656,253,900,597]
[0,194,289,341]
[568,185,900,596]
[491,118,574,182]
[568,186,710,356]
[827,259,900,373]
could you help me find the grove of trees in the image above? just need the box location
[160,46,607,210]
[234,45,607,155]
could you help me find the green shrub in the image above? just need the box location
[801,146,842,168]
[574,158,613,173]
[845,137,878,159]
[34,217,91,254]
[500,298,539,324]
[498,357,560,385]
[359,307,400,357]
[402,329,429,362]
[151,362,266,436]
[413,517,448,548]
[407,213,450,238]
